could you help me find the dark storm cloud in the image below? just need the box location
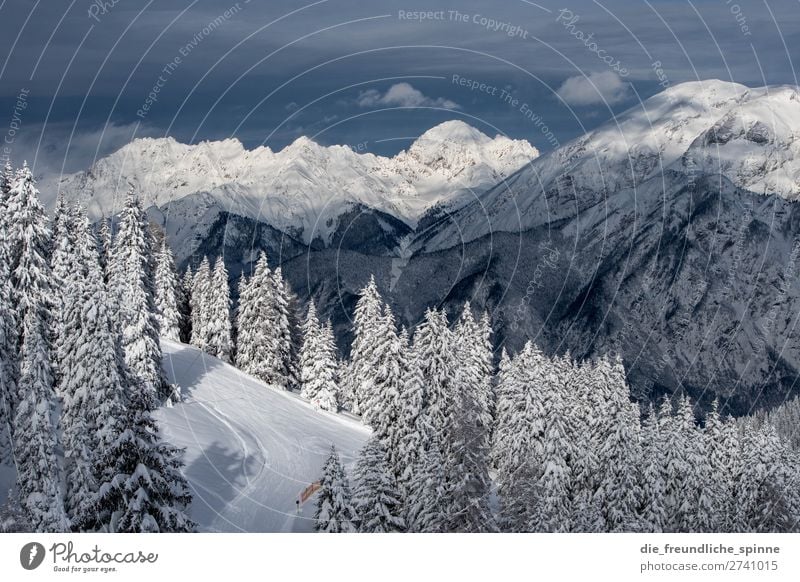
[0,0,799,180]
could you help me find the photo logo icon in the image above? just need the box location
[20,542,46,570]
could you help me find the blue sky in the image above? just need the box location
[1,0,799,177]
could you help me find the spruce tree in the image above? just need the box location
[446,304,495,532]
[205,257,232,362]
[234,254,266,374]
[14,298,69,532]
[314,445,357,533]
[94,385,194,532]
[299,303,339,411]
[391,327,424,493]
[96,216,112,280]
[190,257,211,351]
[50,198,78,391]
[5,164,67,531]
[58,210,130,530]
[593,362,642,532]
[352,438,405,532]
[154,240,181,342]
[178,267,193,343]
[109,191,165,400]
[270,267,295,389]
[639,405,667,532]
[345,276,384,414]
[404,431,447,533]
[360,307,405,443]
[0,219,18,466]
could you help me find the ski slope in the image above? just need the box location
[156,340,370,532]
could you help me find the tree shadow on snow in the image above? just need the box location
[183,440,262,532]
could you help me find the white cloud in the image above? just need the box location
[556,71,632,106]
[356,82,460,110]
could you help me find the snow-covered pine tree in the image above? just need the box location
[413,308,457,455]
[178,266,193,343]
[14,293,69,532]
[492,342,547,531]
[658,397,692,532]
[204,257,232,362]
[735,422,793,532]
[639,404,667,532]
[6,164,52,336]
[352,438,405,532]
[234,254,266,373]
[109,191,165,401]
[391,327,424,493]
[5,167,68,534]
[404,429,448,533]
[592,359,642,532]
[57,209,129,530]
[96,216,112,280]
[360,306,405,443]
[344,276,384,414]
[314,445,357,533]
[234,254,294,388]
[270,267,295,389]
[568,360,603,532]
[190,257,211,351]
[446,303,495,532]
[94,384,194,533]
[528,355,574,533]
[50,198,79,391]
[299,303,338,411]
[0,244,17,468]
[154,240,181,342]
[712,405,741,531]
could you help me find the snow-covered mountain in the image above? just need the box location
[156,340,369,532]
[419,80,800,250]
[54,120,538,246]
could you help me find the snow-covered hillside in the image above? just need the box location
[53,121,538,245]
[155,340,369,532]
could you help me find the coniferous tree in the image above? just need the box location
[299,303,338,411]
[205,257,232,362]
[352,438,405,532]
[5,164,67,531]
[14,296,68,531]
[360,306,405,443]
[58,210,130,530]
[314,445,357,533]
[270,267,295,389]
[0,215,18,466]
[154,240,181,341]
[109,191,164,400]
[235,254,294,388]
[391,327,424,493]
[493,342,547,531]
[178,267,193,343]
[344,276,383,414]
[190,257,211,351]
[404,430,447,533]
[96,216,112,280]
[234,254,266,374]
[593,360,642,532]
[94,385,194,532]
[639,405,667,532]
[413,308,457,455]
[446,304,495,532]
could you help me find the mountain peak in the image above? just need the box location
[412,120,493,146]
